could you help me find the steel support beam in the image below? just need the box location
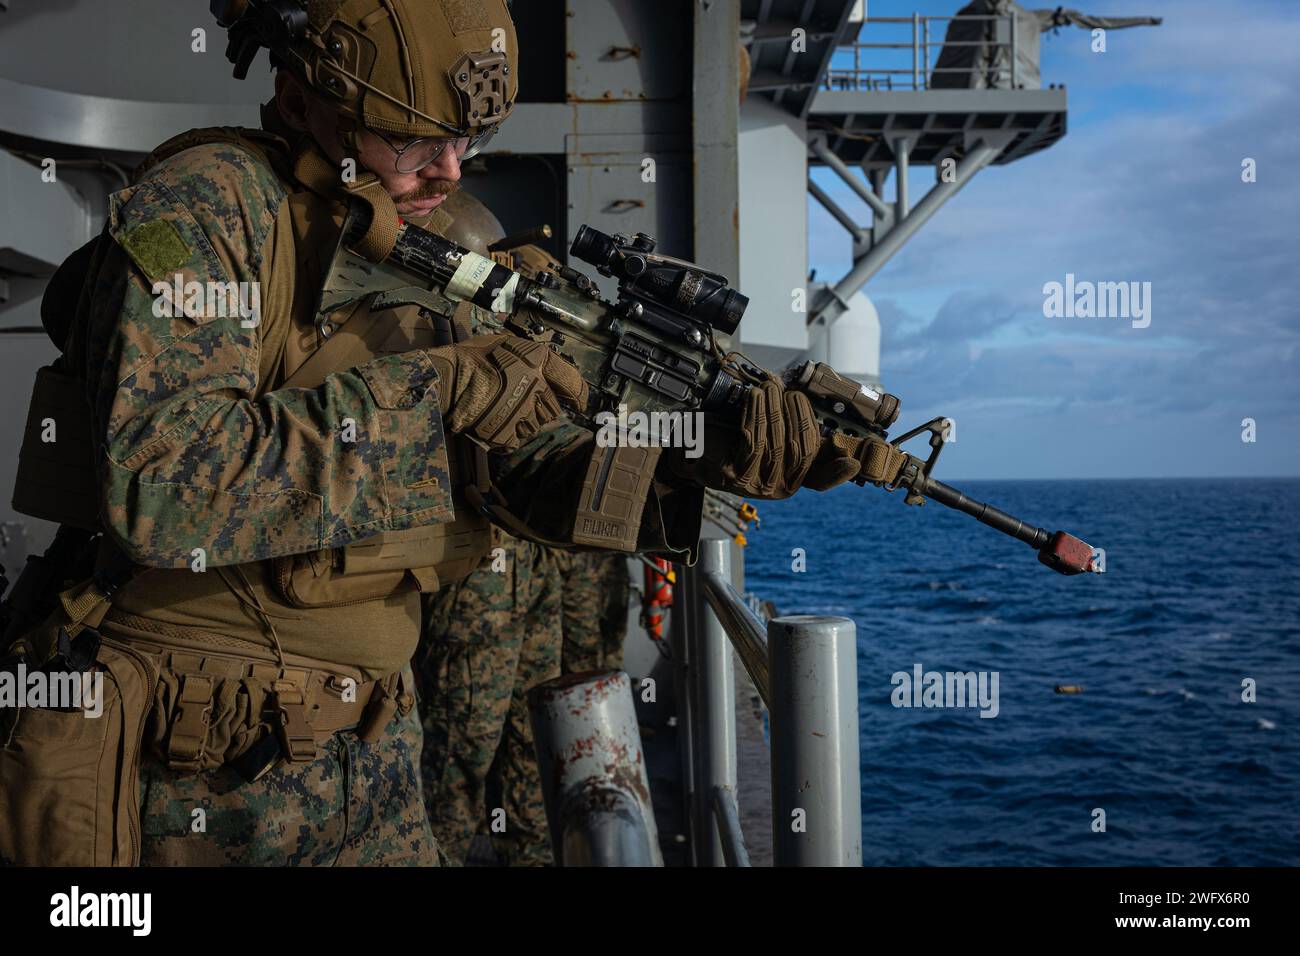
[0,76,259,154]
[713,785,752,867]
[808,178,870,248]
[669,557,697,856]
[693,0,740,278]
[811,135,1011,327]
[893,135,912,218]
[810,136,891,220]
[700,569,770,709]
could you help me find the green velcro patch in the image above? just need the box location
[120,219,191,284]
[439,0,492,34]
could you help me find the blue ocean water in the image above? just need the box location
[744,478,1300,866]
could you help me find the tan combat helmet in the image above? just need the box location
[212,0,517,158]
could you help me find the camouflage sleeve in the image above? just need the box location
[490,420,705,562]
[466,296,703,559]
[87,143,455,568]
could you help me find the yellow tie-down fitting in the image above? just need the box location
[704,490,760,546]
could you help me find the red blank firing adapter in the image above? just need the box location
[1036,531,1096,575]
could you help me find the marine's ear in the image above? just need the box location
[274,71,313,134]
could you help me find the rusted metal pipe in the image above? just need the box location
[528,670,663,867]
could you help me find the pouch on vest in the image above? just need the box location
[11,365,101,532]
[270,504,491,607]
[0,636,156,866]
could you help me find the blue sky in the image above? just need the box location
[810,0,1299,479]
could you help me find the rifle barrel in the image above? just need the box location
[920,477,1052,550]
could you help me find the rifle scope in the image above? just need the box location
[570,226,748,337]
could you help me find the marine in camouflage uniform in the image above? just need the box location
[414,234,628,867]
[416,531,561,867]
[416,535,628,866]
[2,0,882,871]
[415,486,630,869]
[411,229,559,866]
[555,551,630,674]
[0,0,589,868]
[54,119,460,869]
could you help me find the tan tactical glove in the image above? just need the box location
[669,374,906,499]
[427,335,588,451]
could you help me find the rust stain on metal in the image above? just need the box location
[549,726,653,807]
[540,675,623,717]
[603,758,652,806]
[534,669,618,703]
[565,94,671,104]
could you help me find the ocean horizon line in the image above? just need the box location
[901,474,1300,484]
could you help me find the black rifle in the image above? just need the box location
[340,209,1097,574]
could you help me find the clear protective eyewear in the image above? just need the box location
[369,125,497,173]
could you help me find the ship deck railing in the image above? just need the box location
[674,539,862,867]
[825,13,1025,92]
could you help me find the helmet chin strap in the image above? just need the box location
[344,174,401,263]
[293,116,397,264]
[334,113,362,164]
